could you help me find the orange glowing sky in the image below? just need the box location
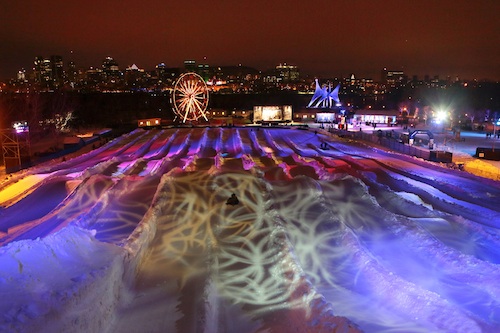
[1,0,499,81]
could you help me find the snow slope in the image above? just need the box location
[1,127,499,333]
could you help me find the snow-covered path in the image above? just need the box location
[1,127,499,333]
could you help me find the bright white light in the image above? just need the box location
[435,110,448,124]
[12,121,29,133]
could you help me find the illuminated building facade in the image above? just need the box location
[351,109,398,126]
[197,63,210,81]
[50,55,64,87]
[34,56,52,85]
[184,60,196,72]
[275,63,299,83]
[381,68,406,87]
[102,56,120,79]
[253,105,292,124]
[155,63,180,86]
[33,55,64,88]
[307,79,341,109]
[17,69,27,82]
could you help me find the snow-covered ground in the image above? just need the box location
[1,127,499,333]
[350,122,500,181]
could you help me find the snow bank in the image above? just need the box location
[0,226,127,333]
[121,173,173,282]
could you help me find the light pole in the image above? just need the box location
[493,118,500,151]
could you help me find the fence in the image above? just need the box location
[332,128,500,181]
[350,130,432,160]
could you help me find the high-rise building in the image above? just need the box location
[33,55,64,88]
[50,55,64,87]
[197,63,210,81]
[381,68,406,86]
[67,61,77,86]
[184,60,196,72]
[156,63,179,84]
[102,56,120,79]
[276,63,300,83]
[17,69,27,82]
[156,62,167,80]
[34,56,52,84]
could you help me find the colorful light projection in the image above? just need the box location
[2,127,499,332]
[136,167,500,332]
[137,170,342,328]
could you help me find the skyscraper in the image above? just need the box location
[381,68,406,87]
[34,56,52,85]
[50,55,64,88]
[276,63,300,83]
[33,55,64,88]
[184,60,196,72]
[102,56,120,79]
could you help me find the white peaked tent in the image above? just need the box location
[307,79,340,108]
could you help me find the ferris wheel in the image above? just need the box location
[171,72,209,123]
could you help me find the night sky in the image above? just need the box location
[1,0,499,81]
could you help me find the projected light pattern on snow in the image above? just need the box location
[135,170,342,331]
[1,127,500,333]
[271,175,500,332]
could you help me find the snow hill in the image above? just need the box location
[1,127,500,333]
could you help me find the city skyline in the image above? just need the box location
[8,54,491,84]
[1,1,499,81]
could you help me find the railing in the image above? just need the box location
[349,130,431,160]
[331,128,500,181]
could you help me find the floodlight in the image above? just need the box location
[435,110,448,123]
[12,121,29,133]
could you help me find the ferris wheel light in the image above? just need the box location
[172,72,209,123]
